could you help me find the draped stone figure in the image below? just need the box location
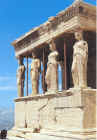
[45,40,59,92]
[17,57,25,97]
[71,31,88,88]
[30,52,41,96]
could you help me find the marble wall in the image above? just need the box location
[14,89,97,132]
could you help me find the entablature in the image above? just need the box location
[12,1,96,58]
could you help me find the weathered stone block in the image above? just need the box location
[14,89,97,134]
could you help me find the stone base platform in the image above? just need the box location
[8,130,97,140]
[8,88,97,140]
[8,128,97,140]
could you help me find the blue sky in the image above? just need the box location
[0,0,96,117]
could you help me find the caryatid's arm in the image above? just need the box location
[55,51,59,63]
[17,67,22,84]
[84,41,88,54]
[36,59,41,72]
[22,65,25,80]
[56,51,59,56]
[82,41,88,58]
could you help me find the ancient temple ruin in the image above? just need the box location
[8,0,97,139]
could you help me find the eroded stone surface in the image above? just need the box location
[30,52,41,96]
[72,31,88,89]
[45,40,59,92]
[17,58,25,97]
[14,89,97,132]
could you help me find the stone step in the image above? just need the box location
[7,130,97,140]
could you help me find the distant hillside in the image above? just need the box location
[0,107,14,130]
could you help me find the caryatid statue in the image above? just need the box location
[17,57,25,97]
[71,31,88,88]
[45,39,59,92]
[30,52,41,96]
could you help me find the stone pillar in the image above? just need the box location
[17,56,25,97]
[60,62,65,90]
[26,56,29,96]
[60,40,67,90]
[45,39,59,93]
[63,41,67,89]
[42,47,47,93]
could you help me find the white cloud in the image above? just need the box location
[0,75,17,92]
[0,107,14,130]
[0,76,16,82]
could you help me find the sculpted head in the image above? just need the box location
[32,52,36,59]
[49,39,56,51]
[75,31,83,41]
[18,56,23,65]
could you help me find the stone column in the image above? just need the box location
[63,41,67,89]
[60,40,67,90]
[26,56,29,96]
[17,56,25,97]
[60,62,65,90]
[42,47,47,93]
